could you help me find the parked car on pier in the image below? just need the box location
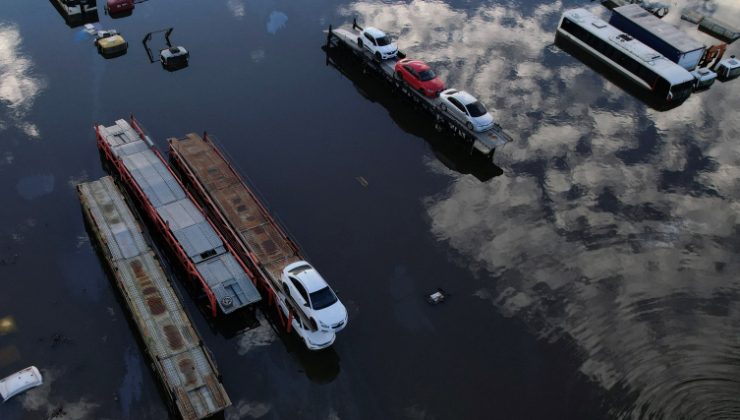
[281,262,348,333]
[394,58,445,97]
[357,27,398,60]
[438,89,495,132]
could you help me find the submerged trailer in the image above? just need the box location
[699,17,740,44]
[78,177,231,419]
[95,118,261,318]
[169,133,337,350]
[324,23,512,160]
[610,4,705,70]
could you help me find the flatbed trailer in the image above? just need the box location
[169,133,336,350]
[78,176,231,419]
[324,23,513,159]
[95,118,261,318]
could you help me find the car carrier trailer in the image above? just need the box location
[95,117,261,318]
[169,133,337,350]
[324,21,512,160]
[78,176,231,419]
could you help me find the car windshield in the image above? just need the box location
[418,69,436,81]
[465,101,487,117]
[309,287,338,310]
[376,36,392,46]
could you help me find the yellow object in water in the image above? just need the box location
[0,316,16,335]
[97,35,128,53]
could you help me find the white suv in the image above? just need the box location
[281,261,348,332]
[357,27,398,60]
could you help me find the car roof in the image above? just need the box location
[402,59,431,71]
[364,27,387,38]
[449,90,477,105]
[289,263,329,293]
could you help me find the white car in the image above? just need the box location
[357,27,398,60]
[281,261,348,333]
[438,89,495,132]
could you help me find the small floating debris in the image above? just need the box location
[426,288,448,305]
[0,366,43,402]
[355,176,369,187]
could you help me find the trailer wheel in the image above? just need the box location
[357,38,363,48]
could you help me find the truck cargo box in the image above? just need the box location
[610,4,705,70]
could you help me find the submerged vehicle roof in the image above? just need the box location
[98,35,126,48]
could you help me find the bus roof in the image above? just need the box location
[613,4,704,54]
[562,9,693,83]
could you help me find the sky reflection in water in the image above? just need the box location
[345,0,740,418]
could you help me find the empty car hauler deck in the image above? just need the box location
[610,4,705,70]
[95,118,261,318]
[169,133,342,350]
[78,177,231,419]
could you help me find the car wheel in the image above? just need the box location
[282,283,289,294]
[439,103,447,112]
[466,121,474,131]
[357,38,363,48]
[375,51,381,61]
[395,71,403,81]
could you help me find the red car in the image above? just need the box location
[106,0,134,14]
[393,58,445,97]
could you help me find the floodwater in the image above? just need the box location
[1,0,739,418]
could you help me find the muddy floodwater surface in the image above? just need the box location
[1,0,739,419]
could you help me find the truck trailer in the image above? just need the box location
[610,4,705,70]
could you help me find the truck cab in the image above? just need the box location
[357,27,398,61]
[716,56,740,80]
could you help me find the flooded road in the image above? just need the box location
[1,0,739,419]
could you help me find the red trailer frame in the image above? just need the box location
[95,116,260,318]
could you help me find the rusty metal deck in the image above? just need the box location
[169,134,301,288]
[78,176,231,420]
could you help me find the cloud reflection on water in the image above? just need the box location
[0,23,44,139]
[344,0,740,418]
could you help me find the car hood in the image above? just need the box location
[315,300,347,327]
[377,43,398,53]
[471,112,494,130]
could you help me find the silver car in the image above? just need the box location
[438,89,495,132]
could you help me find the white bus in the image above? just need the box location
[557,8,695,103]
